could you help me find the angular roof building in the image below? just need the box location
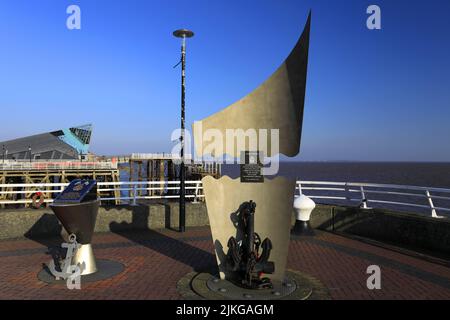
[0,124,92,160]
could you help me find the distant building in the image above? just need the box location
[0,124,93,160]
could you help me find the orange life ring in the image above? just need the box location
[32,192,45,209]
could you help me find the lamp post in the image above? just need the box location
[173,28,194,233]
[2,145,5,164]
[28,146,32,163]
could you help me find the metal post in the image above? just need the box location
[426,190,442,218]
[2,145,4,164]
[132,184,137,206]
[28,146,32,163]
[173,29,194,232]
[193,182,200,203]
[359,186,369,209]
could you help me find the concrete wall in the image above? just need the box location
[0,202,208,240]
[309,205,450,258]
[0,202,448,259]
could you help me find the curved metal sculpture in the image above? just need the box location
[50,179,100,276]
[51,200,99,275]
[193,12,311,158]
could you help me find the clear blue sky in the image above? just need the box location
[0,0,449,161]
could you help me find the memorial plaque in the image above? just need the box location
[54,179,97,204]
[240,151,264,183]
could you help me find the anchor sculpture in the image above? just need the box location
[225,200,275,289]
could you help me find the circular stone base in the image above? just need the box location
[177,269,330,300]
[38,259,125,284]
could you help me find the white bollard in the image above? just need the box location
[292,194,316,236]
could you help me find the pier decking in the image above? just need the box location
[0,227,448,300]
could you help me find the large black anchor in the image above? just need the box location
[225,200,275,289]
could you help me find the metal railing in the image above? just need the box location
[131,153,192,160]
[0,160,118,171]
[98,181,204,205]
[297,181,450,219]
[0,180,449,218]
[0,180,204,206]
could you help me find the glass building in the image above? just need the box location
[0,124,93,160]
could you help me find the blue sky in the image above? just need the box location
[0,0,449,161]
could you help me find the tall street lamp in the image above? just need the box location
[28,146,32,163]
[173,28,194,233]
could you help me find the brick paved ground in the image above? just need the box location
[0,227,448,300]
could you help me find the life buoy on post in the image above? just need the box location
[32,192,45,209]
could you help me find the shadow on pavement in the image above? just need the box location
[109,208,216,272]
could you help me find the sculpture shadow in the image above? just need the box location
[109,206,216,272]
[24,212,66,267]
[24,213,63,244]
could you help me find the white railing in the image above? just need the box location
[0,160,117,171]
[0,180,204,206]
[98,180,204,205]
[0,180,449,219]
[131,153,192,160]
[297,181,450,219]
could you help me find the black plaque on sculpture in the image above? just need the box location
[54,179,97,204]
[240,151,264,183]
[51,179,99,244]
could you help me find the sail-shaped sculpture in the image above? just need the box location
[193,13,311,158]
[192,14,313,290]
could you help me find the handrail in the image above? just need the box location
[0,180,205,206]
[0,180,449,219]
[0,160,117,171]
[296,181,450,219]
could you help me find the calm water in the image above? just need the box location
[222,162,450,188]
[121,161,450,188]
[221,162,450,216]
[120,162,450,216]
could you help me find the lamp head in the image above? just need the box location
[173,29,194,38]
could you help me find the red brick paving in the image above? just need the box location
[0,227,448,300]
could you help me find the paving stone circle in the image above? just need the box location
[177,269,331,300]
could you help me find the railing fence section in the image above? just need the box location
[0,180,449,219]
